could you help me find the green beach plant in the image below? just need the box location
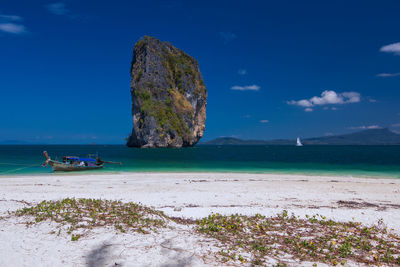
[196,212,400,265]
[12,199,400,266]
[14,198,168,237]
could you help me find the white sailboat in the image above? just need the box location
[296,137,303,146]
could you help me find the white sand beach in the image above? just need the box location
[0,172,399,266]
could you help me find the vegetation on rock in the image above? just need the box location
[127,36,207,148]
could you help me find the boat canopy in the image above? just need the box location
[64,156,96,162]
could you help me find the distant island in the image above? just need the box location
[0,140,29,145]
[200,128,400,145]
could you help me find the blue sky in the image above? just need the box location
[1,0,400,144]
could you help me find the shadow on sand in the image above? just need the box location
[159,238,194,267]
[159,256,193,267]
[85,238,194,267]
[86,243,114,267]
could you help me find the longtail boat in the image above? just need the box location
[42,151,121,172]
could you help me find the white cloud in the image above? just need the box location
[238,69,247,75]
[0,23,26,34]
[260,120,269,123]
[348,125,381,130]
[392,123,400,128]
[369,98,377,103]
[46,2,70,15]
[0,15,22,21]
[231,85,260,91]
[288,90,361,110]
[219,32,237,44]
[323,106,338,110]
[241,114,251,118]
[380,42,400,55]
[305,108,313,112]
[367,125,381,129]
[341,92,361,103]
[376,72,400,77]
[324,132,334,136]
[311,91,343,105]
[0,14,26,34]
[287,99,313,107]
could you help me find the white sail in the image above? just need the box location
[296,137,303,146]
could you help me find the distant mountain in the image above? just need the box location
[303,128,400,145]
[200,128,400,146]
[200,137,269,145]
[0,140,29,145]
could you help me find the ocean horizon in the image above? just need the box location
[0,145,399,178]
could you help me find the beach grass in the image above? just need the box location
[14,198,167,239]
[197,212,400,265]
[12,198,400,265]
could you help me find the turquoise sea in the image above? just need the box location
[0,145,399,178]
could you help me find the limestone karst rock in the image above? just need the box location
[126,36,207,148]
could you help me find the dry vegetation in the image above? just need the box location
[12,199,400,266]
[14,198,167,240]
[197,212,400,266]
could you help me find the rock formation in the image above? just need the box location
[126,36,207,148]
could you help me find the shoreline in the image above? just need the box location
[1,172,399,266]
[1,169,399,180]
[1,172,399,224]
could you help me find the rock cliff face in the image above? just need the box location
[127,36,207,148]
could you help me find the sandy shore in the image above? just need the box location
[0,172,399,266]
